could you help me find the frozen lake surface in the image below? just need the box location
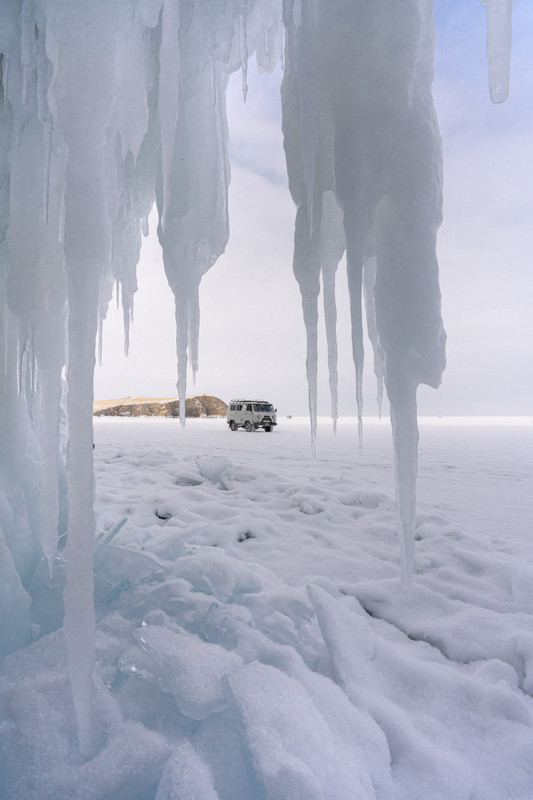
[2,416,533,799]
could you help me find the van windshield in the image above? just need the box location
[253,403,273,412]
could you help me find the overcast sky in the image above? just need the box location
[94,3,533,418]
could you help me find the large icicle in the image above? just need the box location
[281,0,329,453]
[481,0,513,103]
[238,2,249,102]
[45,0,118,755]
[156,2,232,426]
[282,0,446,583]
[373,0,446,585]
[158,0,181,235]
[155,1,283,422]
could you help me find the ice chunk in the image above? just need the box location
[195,455,232,486]
[137,625,242,720]
[172,548,264,602]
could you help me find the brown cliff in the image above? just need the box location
[93,394,228,418]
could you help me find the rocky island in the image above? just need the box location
[93,394,228,418]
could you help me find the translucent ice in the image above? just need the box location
[0,0,516,755]
[137,625,243,720]
[281,0,446,582]
[481,0,513,103]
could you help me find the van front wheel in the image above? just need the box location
[244,421,253,432]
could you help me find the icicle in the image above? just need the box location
[214,70,230,247]
[1,54,8,112]
[292,0,302,28]
[320,191,346,433]
[322,269,338,433]
[17,333,25,398]
[157,4,231,421]
[188,285,200,382]
[158,0,180,234]
[211,59,217,107]
[21,0,36,107]
[362,257,385,417]
[62,394,96,759]
[239,4,249,102]
[481,0,513,103]
[298,2,318,233]
[256,20,280,75]
[390,387,419,590]
[42,122,52,225]
[29,328,36,397]
[293,204,321,457]
[63,255,102,758]
[175,296,189,428]
[123,309,130,356]
[97,318,103,366]
[347,254,365,449]
[58,181,65,244]
[304,295,319,458]
[39,368,62,576]
[122,295,135,358]
[43,0,117,756]
[280,15,285,71]
[34,21,49,125]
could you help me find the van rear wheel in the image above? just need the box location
[229,421,237,431]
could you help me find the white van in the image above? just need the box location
[227,400,277,432]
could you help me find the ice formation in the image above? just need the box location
[0,0,513,753]
[281,1,449,585]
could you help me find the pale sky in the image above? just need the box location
[94,3,533,417]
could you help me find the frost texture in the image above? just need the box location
[0,0,513,750]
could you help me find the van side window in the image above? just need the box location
[246,404,252,412]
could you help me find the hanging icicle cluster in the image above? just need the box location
[0,0,513,753]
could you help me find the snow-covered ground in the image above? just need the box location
[2,416,533,799]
